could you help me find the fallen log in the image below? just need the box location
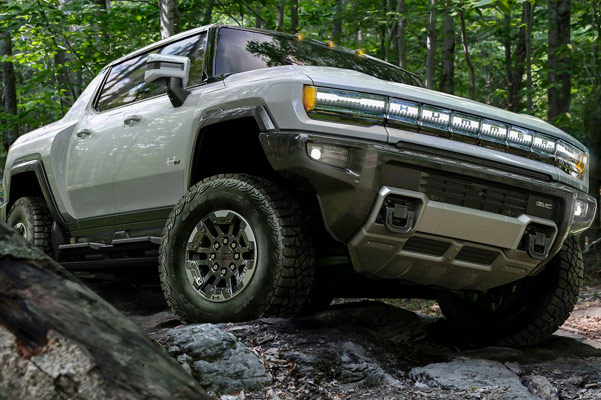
[0,223,209,400]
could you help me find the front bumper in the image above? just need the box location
[261,131,595,291]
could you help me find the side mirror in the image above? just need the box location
[144,53,191,107]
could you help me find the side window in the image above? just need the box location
[96,33,207,112]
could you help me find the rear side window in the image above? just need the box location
[96,33,207,112]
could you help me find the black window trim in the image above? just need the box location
[93,30,210,113]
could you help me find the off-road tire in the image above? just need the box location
[159,174,315,323]
[7,197,53,257]
[438,236,583,346]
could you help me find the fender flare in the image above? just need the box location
[5,160,65,226]
[187,104,277,187]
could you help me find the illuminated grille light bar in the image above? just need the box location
[480,120,508,149]
[451,113,480,143]
[421,106,451,135]
[301,85,588,180]
[388,99,420,129]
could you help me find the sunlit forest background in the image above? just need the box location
[1,0,600,237]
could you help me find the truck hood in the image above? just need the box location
[300,66,586,150]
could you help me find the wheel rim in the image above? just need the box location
[13,222,28,240]
[185,210,258,303]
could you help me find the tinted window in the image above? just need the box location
[215,28,422,86]
[96,33,207,111]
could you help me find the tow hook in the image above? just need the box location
[527,232,552,260]
[385,202,415,234]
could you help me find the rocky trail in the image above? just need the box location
[84,271,601,400]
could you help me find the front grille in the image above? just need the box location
[420,173,528,218]
[403,237,450,257]
[455,246,499,265]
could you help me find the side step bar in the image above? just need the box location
[58,236,162,270]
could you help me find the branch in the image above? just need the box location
[214,0,241,26]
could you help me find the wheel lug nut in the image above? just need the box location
[234,253,240,260]
[210,253,216,259]
[214,242,220,249]
[212,264,219,271]
[229,263,236,271]
[223,238,228,244]
[221,268,227,275]
[231,242,237,249]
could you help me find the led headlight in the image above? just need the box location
[571,194,597,234]
[302,86,386,125]
[306,143,349,168]
[556,140,588,180]
[531,133,556,162]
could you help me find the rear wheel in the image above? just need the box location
[159,174,315,323]
[438,236,583,346]
[6,196,53,256]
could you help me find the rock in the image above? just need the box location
[285,341,402,387]
[505,362,525,376]
[153,324,272,395]
[410,358,539,399]
[521,375,559,400]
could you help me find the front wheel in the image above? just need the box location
[438,236,583,346]
[159,174,315,323]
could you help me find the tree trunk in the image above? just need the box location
[503,11,512,109]
[459,9,476,100]
[203,0,214,25]
[159,0,179,39]
[332,0,343,43]
[397,0,407,69]
[254,1,265,28]
[526,2,534,112]
[509,3,528,112]
[0,29,18,147]
[290,0,299,33]
[439,9,454,94]
[547,0,571,125]
[276,0,285,30]
[426,0,437,89]
[0,224,209,399]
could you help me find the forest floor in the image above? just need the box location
[84,269,601,400]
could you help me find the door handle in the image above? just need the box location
[76,129,92,138]
[124,115,142,125]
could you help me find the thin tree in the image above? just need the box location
[159,0,179,39]
[426,0,437,89]
[440,5,455,94]
[333,0,343,43]
[203,0,214,24]
[0,27,19,146]
[276,0,285,30]
[525,1,534,112]
[548,0,571,124]
[459,8,476,99]
[397,0,407,69]
[509,2,528,112]
[291,0,299,33]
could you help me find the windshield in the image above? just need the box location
[214,27,423,87]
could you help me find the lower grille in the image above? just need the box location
[420,173,528,218]
[403,237,450,257]
[455,246,498,265]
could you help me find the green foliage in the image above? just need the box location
[0,0,599,151]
